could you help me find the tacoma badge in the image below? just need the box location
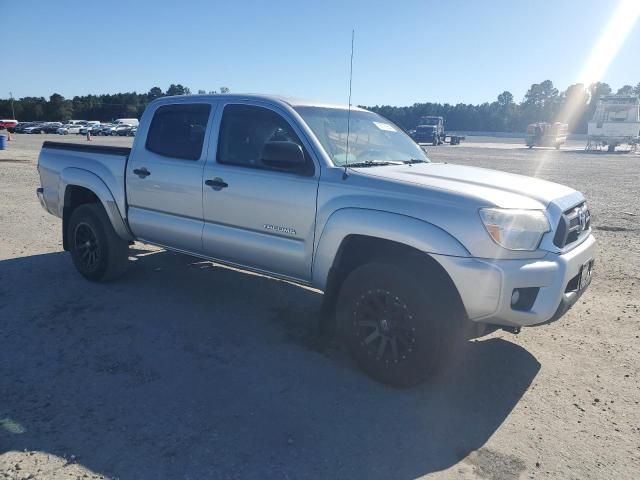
[264,224,296,236]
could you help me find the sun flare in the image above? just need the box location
[578,0,640,86]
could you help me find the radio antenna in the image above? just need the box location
[343,29,355,180]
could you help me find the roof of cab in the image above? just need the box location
[150,93,368,112]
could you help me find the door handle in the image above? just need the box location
[133,167,151,178]
[205,178,228,189]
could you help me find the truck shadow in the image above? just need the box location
[0,248,540,479]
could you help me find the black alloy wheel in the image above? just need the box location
[352,288,417,365]
[73,222,101,272]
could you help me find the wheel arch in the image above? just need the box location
[60,168,133,250]
[313,208,469,314]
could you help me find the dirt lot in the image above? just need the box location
[1,133,639,480]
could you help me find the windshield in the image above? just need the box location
[294,107,428,166]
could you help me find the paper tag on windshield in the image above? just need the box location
[373,121,396,132]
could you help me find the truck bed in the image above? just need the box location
[38,141,131,223]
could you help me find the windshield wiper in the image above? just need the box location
[345,160,402,168]
[402,158,428,164]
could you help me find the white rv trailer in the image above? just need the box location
[587,95,640,152]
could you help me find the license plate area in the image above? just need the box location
[579,259,594,290]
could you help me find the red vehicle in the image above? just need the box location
[0,119,18,132]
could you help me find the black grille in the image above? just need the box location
[554,202,590,248]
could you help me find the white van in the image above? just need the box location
[114,118,139,127]
[68,120,87,125]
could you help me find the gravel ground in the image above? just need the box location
[0,134,639,480]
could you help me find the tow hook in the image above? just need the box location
[502,326,521,335]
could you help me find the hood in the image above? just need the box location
[355,162,578,210]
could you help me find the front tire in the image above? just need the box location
[67,203,129,281]
[336,258,463,387]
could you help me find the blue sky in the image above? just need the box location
[5,0,640,106]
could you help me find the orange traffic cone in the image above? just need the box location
[87,131,91,141]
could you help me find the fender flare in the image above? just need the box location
[59,167,133,242]
[312,208,469,290]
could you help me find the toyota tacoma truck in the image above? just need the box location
[36,94,595,387]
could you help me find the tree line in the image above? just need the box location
[365,81,640,134]
[0,84,229,124]
[1,81,639,133]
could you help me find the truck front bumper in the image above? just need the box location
[433,234,596,328]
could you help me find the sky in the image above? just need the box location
[4,0,640,106]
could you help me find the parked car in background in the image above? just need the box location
[94,120,139,135]
[67,120,87,125]
[57,124,83,135]
[113,118,139,127]
[14,122,38,133]
[115,124,134,136]
[41,122,64,134]
[0,119,19,131]
[88,124,103,135]
[23,123,46,134]
[79,123,102,135]
[103,124,117,135]
[100,124,118,136]
[128,126,137,137]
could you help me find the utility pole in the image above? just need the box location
[9,92,16,119]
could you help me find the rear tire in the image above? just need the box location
[67,203,129,282]
[336,257,463,387]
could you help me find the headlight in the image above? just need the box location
[479,208,550,251]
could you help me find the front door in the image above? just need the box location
[201,103,320,281]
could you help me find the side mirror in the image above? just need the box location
[261,141,305,172]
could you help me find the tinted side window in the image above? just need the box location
[146,104,211,160]
[217,104,308,171]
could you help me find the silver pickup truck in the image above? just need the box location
[37,94,595,386]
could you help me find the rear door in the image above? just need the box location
[201,102,320,281]
[127,101,215,253]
